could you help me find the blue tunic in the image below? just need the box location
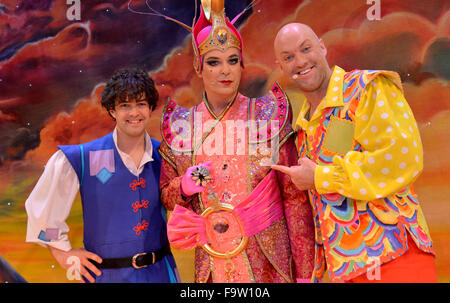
[59,133,178,283]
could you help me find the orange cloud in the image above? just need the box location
[24,85,115,164]
[152,45,200,107]
[404,79,450,123]
[416,110,450,186]
[323,13,437,74]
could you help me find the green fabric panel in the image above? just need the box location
[323,118,355,155]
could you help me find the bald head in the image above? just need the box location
[274,23,320,56]
[273,22,332,99]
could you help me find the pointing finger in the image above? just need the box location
[271,165,292,176]
[298,157,311,165]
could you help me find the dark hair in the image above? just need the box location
[100,68,159,118]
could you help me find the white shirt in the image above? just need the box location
[25,129,154,251]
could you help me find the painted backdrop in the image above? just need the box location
[0,0,449,282]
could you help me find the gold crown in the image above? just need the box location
[191,0,243,73]
[197,8,241,56]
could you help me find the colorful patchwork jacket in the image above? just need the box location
[295,66,435,282]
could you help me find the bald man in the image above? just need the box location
[272,23,437,283]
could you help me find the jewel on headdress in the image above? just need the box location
[216,28,228,45]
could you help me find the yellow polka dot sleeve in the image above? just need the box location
[314,76,423,201]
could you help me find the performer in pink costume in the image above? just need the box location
[158,0,315,283]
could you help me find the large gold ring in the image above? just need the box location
[200,203,249,258]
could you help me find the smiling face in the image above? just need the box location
[275,24,332,97]
[198,47,242,104]
[109,95,151,139]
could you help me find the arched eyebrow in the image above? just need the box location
[280,39,313,55]
[294,39,312,51]
[299,39,312,47]
[205,54,239,60]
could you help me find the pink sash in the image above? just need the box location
[167,171,283,251]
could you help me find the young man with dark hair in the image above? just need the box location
[25,68,179,283]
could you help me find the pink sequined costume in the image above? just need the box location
[158,0,315,283]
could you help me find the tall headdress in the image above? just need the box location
[191,0,244,73]
[128,0,250,73]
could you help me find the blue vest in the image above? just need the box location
[59,133,178,283]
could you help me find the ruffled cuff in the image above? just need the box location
[46,240,72,252]
[314,165,341,195]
